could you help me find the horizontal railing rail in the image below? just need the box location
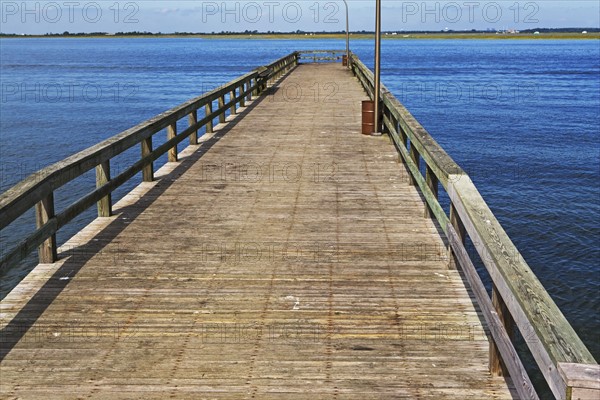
[0,51,299,272]
[348,52,598,400]
[297,50,346,62]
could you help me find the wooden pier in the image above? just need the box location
[1,51,598,399]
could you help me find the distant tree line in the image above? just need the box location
[1,28,598,37]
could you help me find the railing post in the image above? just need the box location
[409,145,420,186]
[168,122,178,162]
[252,78,258,97]
[230,89,237,115]
[558,363,600,400]
[205,102,214,134]
[425,165,438,219]
[35,193,57,263]
[141,136,154,182]
[490,286,515,376]
[189,110,198,145]
[448,203,466,269]
[398,125,408,149]
[240,84,246,108]
[96,160,112,217]
[218,96,226,123]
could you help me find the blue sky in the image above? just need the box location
[1,1,599,34]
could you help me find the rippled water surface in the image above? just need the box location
[1,38,599,369]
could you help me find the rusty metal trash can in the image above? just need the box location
[362,100,375,135]
[342,55,348,66]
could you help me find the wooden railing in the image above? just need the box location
[348,52,598,400]
[1,49,597,399]
[297,50,345,63]
[0,52,299,272]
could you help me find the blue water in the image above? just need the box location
[1,38,599,382]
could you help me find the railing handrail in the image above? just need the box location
[0,51,300,271]
[348,51,597,400]
[297,50,346,62]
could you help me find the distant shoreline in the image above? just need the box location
[2,33,599,40]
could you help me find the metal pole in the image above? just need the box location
[342,0,350,68]
[372,0,382,135]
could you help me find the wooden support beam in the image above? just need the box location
[168,123,178,162]
[219,96,226,123]
[409,144,420,186]
[95,160,112,217]
[205,103,214,134]
[448,203,466,270]
[230,90,237,115]
[35,193,57,263]
[425,165,438,219]
[188,111,198,145]
[490,285,515,376]
[141,136,153,182]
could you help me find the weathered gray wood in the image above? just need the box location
[167,123,178,162]
[34,193,57,264]
[141,137,154,182]
[188,111,198,145]
[425,165,439,219]
[95,160,112,217]
[558,363,600,400]
[448,176,596,398]
[448,225,539,400]
[409,143,420,187]
[448,203,466,270]
[1,52,596,400]
[0,64,515,399]
[490,285,515,377]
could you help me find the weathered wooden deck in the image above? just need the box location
[0,63,518,398]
